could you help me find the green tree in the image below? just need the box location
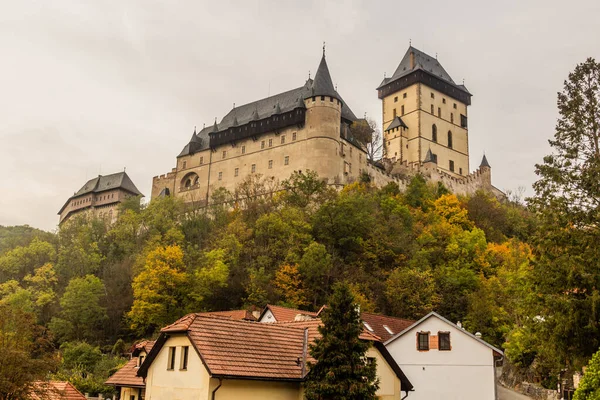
[189,249,230,307]
[574,348,600,400]
[56,216,105,282]
[273,264,309,308]
[298,242,333,308]
[49,275,108,342]
[0,238,56,283]
[527,58,600,374]
[128,245,188,335]
[386,267,439,319]
[0,303,56,399]
[304,282,379,400]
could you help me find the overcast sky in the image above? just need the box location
[1,0,598,231]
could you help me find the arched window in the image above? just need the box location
[448,131,453,149]
[180,172,199,191]
[432,124,438,142]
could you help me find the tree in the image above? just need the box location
[273,264,309,308]
[304,282,379,400]
[350,118,382,161]
[385,267,439,319]
[0,238,56,283]
[0,303,56,399]
[527,58,600,374]
[281,170,329,210]
[189,249,230,307]
[574,348,600,400]
[49,275,108,342]
[127,245,188,335]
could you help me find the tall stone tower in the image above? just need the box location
[378,46,472,177]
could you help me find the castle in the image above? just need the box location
[151,46,502,204]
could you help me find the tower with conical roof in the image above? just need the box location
[378,46,472,177]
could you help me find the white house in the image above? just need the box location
[385,311,503,400]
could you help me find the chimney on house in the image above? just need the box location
[410,50,415,69]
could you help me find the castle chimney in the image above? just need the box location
[410,51,415,69]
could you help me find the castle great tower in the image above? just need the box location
[378,46,472,177]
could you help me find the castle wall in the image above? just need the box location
[59,188,137,225]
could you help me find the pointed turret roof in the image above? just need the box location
[212,120,219,132]
[274,102,281,114]
[178,130,204,157]
[385,116,408,131]
[424,148,436,164]
[480,154,491,168]
[309,54,339,99]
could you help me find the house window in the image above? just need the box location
[251,164,256,173]
[281,135,285,144]
[443,98,446,104]
[430,93,434,99]
[439,332,451,350]
[393,108,397,118]
[222,150,227,159]
[394,96,398,102]
[268,160,273,169]
[241,145,246,154]
[261,141,265,149]
[417,332,429,351]
[432,124,437,142]
[403,92,407,99]
[218,172,223,180]
[453,103,457,109]
[167,347,176,370]
[449,160,455,172]
[284,156,289,165]
[200,156,204,165]
[234,168,239,177]
[438,107,441,117]
[401,105,405,115]
[430,104,434,114]
[292,132,297,141]
[182,161,187,169]
[268,139,273,147]
[180,346,189,370]
[448,131,453,149]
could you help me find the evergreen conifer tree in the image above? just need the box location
[304,282,379,400]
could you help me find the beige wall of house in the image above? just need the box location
[208,379,302,400]
[145,335,211,400]
[382,83,469,177]
[120,386,142,400]
[152,98,370,204]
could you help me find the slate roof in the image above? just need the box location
[424,148,436,163]
[480,154,491,168]
[385,116,408,131]
[178,55,358,157]
[30,381,86,400]
[74,172,142,197]
[378,46,470,95]
[360,312,415,342]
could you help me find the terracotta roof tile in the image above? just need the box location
[360,312,414,342]
[262,304,318,322]
[200,309,257,321]
[105,358,145,387]
[30,381,86,400]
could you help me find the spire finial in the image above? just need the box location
[364,112,367,119]
[308,70,311,79]
[203,123,205,129]
[384,71,386,78]
[335,83,337,91]
[436,52,438,59]
[323,41,326,57]
[194,126,196,134]
[463,78,465,85]
[233,102,235,109]
[409,38,412,46]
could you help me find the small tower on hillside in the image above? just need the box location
[378,46,472,177]
[479,154,492,186]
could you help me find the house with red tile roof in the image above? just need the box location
[105,340,155,400]
[133,313,412,400]
[30,381,86,400]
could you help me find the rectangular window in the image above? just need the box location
[284,156,289,165]
[292,132,297,141]
[449,160,455,172]
[182,161,187,169]
[200,156,204,165]
[251,164,256,173]
[261,141,265,149]
[268,160,273,169]
[180,346,189,370]
[222,150,226,159]
[234,168,239,177]
[393,108,397,118]
[451,113,454,123]
[401,105,405,115]
[241,145,246,154]
[312,96,315,102]
[438,332,451,351]
[443,98,446,104]
[432,153,438,163]
[403,92,407,99]
[431,92,434,99]
[453,103,457,109]
[218,171,223,180]
[438,107,441,117]
[321,95,325,101]
[268,139,273,147]
[130,395,135,400]
[459,167,463,175]
[460,114,468,128]
[330,96,334,102]
[281,136,285,144]
[430,104,434,114]
[167,347,176,370]
[417,332,429,351]
[394,96,398,102]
